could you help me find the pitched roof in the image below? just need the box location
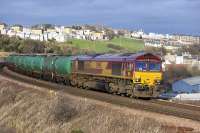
[182,76,200,86]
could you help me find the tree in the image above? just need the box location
[20,39,45,53]
[0,35,21,52]
[164,65,200,88]
[178,44,200,55]
[31,24,54,30]
[144,46,167,55]
[105,29,115,40]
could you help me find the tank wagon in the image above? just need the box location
[6,54,46,77]
[6,54,72,81]
[5,52,163,98]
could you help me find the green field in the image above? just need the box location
[60,37,144,53]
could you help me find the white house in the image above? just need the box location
[16,32,26,39]
[175,56,184,64]
[30,33,41,41]
[131,30,144,38]
[0,28,8,35]
[144,39,162,47]
[23,27,31,34]
[7,30,16,37]
[54,34,66,42]
[83,29,91,35]
[55,26,64,33]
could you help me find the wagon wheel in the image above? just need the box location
[54,77,59,83]
[70,80,77,87]
[105,83,111,93]
[83,85,89,90]
[108,83,119,94]
[82,83,87,90]
[63,80,69,85]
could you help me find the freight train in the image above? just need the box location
[5,52,163,98]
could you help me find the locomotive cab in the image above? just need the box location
[132,53,163,97]
[134,61,162,85]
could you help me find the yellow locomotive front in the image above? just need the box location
[133,61,163,98]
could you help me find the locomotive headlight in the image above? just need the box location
[154,79,161,84]
[135,78,141,82]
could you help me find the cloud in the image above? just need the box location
[0,0,199,34]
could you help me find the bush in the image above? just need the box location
[144,46,167,55]
[0,35,46,53]
[107,43,124,50]
[178,44,200,55]
[50,97,78,123]
[66,41,73,44]
[0,127,15,133]
[71,129,84,133]
[20,39,45,53]
[164,65,200,87]
[0,86,18,107]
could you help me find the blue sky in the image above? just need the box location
[0,0,200,35]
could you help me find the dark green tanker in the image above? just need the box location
[54,56,72,76]
[5,54,72,78]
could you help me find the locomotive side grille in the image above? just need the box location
[78,61,84,71]
[111,63,122,76]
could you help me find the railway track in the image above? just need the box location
[1,67,200,122]
[152,99,200,112]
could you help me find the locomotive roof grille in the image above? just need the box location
[72,52,161,61]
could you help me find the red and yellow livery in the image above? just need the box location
[71,53,163,98]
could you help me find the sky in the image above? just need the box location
[0,0,200,35]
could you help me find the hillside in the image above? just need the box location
[0,35,144,54]
[60,37,144,53]
[0,75,199,133]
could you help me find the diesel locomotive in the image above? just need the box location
[5,52,163,98]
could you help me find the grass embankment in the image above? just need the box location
[60,37,144,53]
[0,34,144,54]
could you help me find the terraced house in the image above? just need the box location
[11,24,23,33]
[0,23,6,31]
[0,23,7,34]
[31,28,43,35]
[90,31,104,40]
[0,22,110,42]
[63,27,72,34]
[172,34,200,44]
